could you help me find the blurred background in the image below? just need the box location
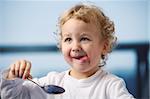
[0,0,149,99]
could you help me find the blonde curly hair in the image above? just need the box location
[56,3,117,66]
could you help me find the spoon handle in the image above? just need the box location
[27,78,41,88]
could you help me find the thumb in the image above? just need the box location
[28,74,33,79]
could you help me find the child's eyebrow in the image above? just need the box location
[80,33,91,37]
[62,33,71,37]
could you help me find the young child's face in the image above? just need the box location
[61,18,105,73]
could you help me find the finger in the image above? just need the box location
[23,61,31,79]
[14,61,20,77]
[19,60,26,78]
[7,64,16,79]
[9,64,15,75]
[28,74,33,79]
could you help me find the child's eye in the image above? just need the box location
[80,37,90,41]
[64,38,72,42]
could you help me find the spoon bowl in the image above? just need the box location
[27,78,65,94]
[42,85,65,94]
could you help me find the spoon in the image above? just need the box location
[27,78,65,94]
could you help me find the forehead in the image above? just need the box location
[61,19,100,36]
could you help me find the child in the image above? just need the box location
[0,3,135,99]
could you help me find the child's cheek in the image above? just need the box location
[63,49,72,62]
[64,55,72,65]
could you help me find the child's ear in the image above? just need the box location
[102,40,109,55]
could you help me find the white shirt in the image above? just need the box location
[0,69,135,99]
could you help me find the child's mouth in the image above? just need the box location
[72,55,89,63]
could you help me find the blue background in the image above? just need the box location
[0,0,149,99]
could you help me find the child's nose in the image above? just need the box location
[72,42,81,53]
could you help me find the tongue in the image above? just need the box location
[80,56,89,62]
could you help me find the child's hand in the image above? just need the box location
[7,60,32,80]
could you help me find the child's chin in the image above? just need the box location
[73,66,90,73]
